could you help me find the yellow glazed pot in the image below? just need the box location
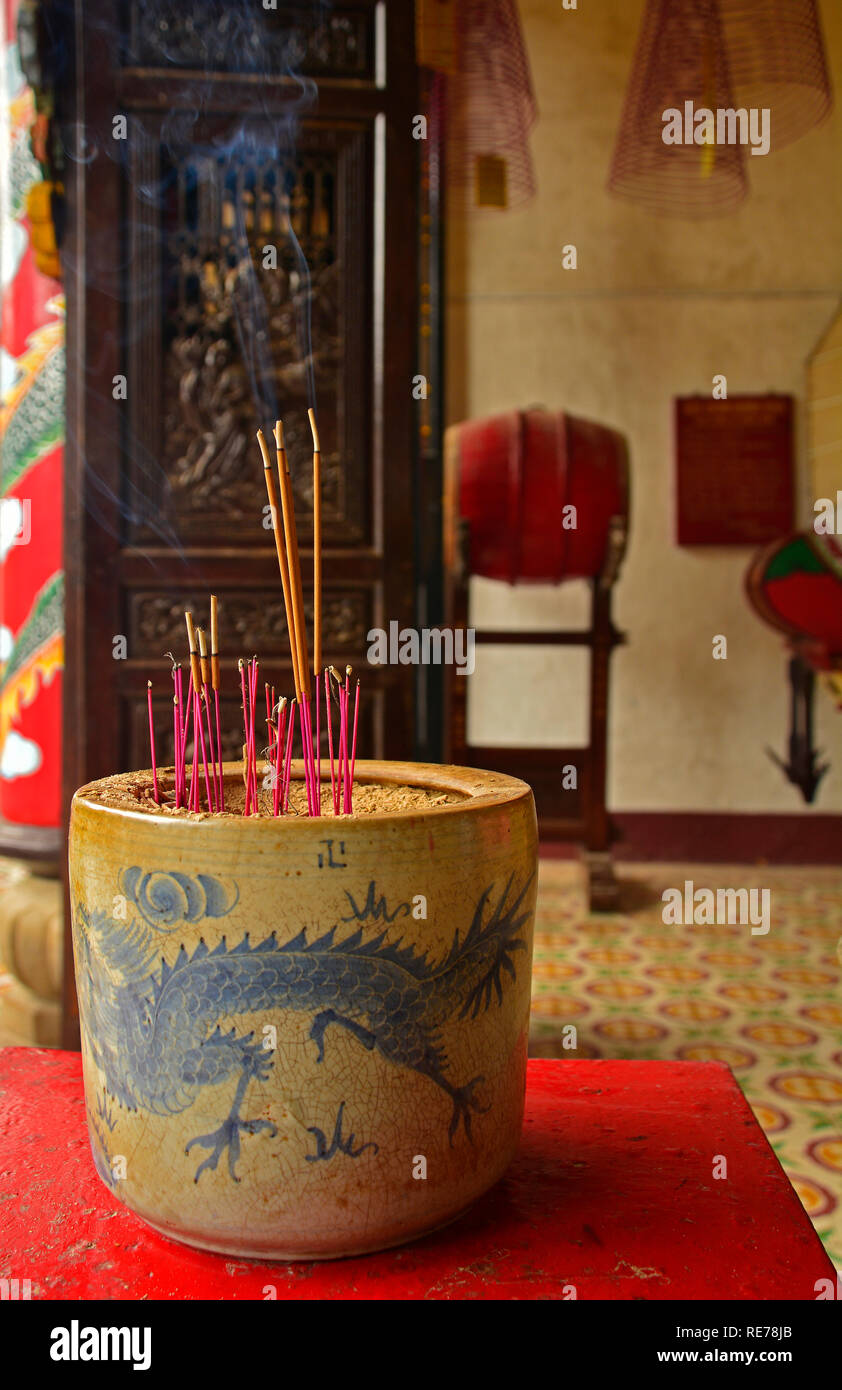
[69,760,538,1259]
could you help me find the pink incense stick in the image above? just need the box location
[195,687,213,810]
[298,697,311,815]
[325,669,337,814]
[279,706,291,811]
[337,682,346,813]
[282,701,296,813]
[239,661,252,815]
[202,686,217,811]
[147,682,159,804]
[174,669,182,807]
[188,689,199,811]
[309,692,320,816]
[349,678,360,813]
[248,658,259,812]
[341,673,351,814]
[301,695,318,816]
[315,676,321,813]
[214,689,224,811]
[171,667,181,809]
[179,667,190,808]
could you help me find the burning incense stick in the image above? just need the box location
[275,421,310,699]
[274,419,320,813]
[258,428,300,701]
[184,611,201,697]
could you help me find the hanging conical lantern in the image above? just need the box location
[441,0,538,211]
[720,0,833,150]
[608,0,748,216]
[608,0,832,218]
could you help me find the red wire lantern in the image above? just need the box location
[608,0,833,217]
[440,0,538,211]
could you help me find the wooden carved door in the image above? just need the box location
[61,1,421,1041]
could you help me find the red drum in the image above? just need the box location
[445,409,630,583]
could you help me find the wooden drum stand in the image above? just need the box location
[443,409,630,910]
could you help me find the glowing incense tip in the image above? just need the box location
[256,428,272,469]
[308,407,321,453]
[197,627,210,688]
[184,611,202,692]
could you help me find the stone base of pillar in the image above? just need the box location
[0,860,62,1048]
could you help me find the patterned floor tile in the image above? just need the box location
[529,860,842,1271]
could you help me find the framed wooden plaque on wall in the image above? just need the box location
[675,394,794,546]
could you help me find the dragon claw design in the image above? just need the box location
[441,1073,489,1145]
[310,1008,377,1063]
[187,1114,278,1183]
[186,1043,277,1181]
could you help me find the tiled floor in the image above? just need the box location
[529,859,842,1271]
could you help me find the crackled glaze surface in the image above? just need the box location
[69,760,538,1258]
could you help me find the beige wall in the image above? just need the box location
[447,0,842,814]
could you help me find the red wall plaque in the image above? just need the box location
[675,394,793,546]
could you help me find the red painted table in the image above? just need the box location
[0,1050,834,1300]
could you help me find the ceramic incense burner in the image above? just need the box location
[69,760,538,1260]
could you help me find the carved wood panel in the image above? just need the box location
[128,588,369,659]
[123,2,375,80]
[127,121,367,544]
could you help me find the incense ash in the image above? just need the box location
[85,769,465,818]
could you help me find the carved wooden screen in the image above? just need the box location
[63,0,419,816]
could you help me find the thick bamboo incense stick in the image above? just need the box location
[197,626,209,691]
[184,611,201,696]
